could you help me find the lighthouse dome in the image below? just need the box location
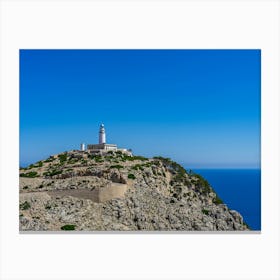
[99,124,106,144]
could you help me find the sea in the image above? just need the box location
[191,169,261,230]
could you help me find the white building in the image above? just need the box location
[83,124,132,155]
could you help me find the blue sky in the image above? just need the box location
[20,50,260,168]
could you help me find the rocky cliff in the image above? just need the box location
[19,150,249,231]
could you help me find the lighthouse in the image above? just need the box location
[99,124,106,144]
[86,124,132,155]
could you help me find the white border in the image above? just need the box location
[1,0,279,279]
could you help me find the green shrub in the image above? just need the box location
[188,171,224,204]
[23,186,29,189]
[91,155,103,162]
[20,171,38,178]
[110,165,123,169]
[58,153,68,163]
[45,205,51,209]
[45,156,54,162]
[20,201,31,210]
[212,196,223,205]
[105,156,113,161]
[193,174,212,194]
[117,154,148,162]
[68,158,79,164]
[202,209,209,215]
[153,156,188,184]
[61,224,76,230]
[131,162,152,171]
[128,173,136,180]
[131,156,148,161]
[131,164,144,171]
[35,161,43,167]
[153,160,161,166]
[43,169,62,177]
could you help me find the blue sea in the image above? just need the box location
[191,169,261,230]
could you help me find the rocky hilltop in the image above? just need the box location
[19,150,249,231]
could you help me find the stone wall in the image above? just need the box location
[47,183,128,203]
[98,183,128,202]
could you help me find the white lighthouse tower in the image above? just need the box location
[86,123,132,155]
[80,143,85,151]
[99,124,106,144]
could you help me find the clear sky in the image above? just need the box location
[20,49,260,168]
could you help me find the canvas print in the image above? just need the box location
[19,50,261,232]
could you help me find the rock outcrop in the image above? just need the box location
[19,150,249,231]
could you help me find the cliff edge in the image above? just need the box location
[19,150,249,231]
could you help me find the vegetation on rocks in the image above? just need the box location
[61,224,76,230]
[44,156,55,163]
[127,173,136,180]
[153,156,190,185]
[20,171,38,178]
[43,169,63,177]
[110,165,123,170]
[58,153,68,163]
[212,196,224,205]
[202,209,209,215]
[20,201,31,210]
[19,150,248,231]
